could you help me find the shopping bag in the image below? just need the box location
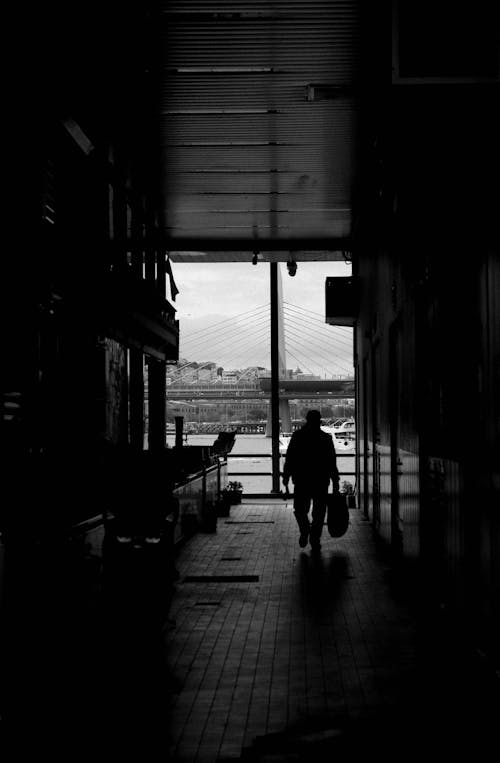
[327,491,349,538]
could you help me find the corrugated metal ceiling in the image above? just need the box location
[159,1,360,261]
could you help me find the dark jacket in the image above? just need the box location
[283,424,339,487]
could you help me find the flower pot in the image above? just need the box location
[216,497,231,517]
[200,499,218,532]
[201,511,217,533]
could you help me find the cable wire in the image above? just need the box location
[180,303,270,344]
[180,312,270,356]
[283,300,353,333]
[183,314,269,347]
[283,312,354,354]
[284,325,351,371]
[283,307,354,349]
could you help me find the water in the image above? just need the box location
[167,433,356,494]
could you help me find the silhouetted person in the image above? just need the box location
[282,410,339,550]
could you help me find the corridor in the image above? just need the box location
[2,3,499,760]
[162,500,498,761]
[2,497,498,760]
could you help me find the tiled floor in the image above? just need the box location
[4,499,497,760]
[162,500,498,762]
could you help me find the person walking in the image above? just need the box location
[282,410,339,550]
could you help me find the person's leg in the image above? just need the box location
[293,484,311,546]
[310,487,328,547]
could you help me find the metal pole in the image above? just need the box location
[148,358,166,451]
[270,262,280,493]
[129,350,144,450]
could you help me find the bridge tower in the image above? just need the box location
[265,265,291,437]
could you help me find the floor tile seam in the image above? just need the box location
[172,597,244,677]
[196,596,259,701]
[181,692,231,751]
[170,627,214,673]
[167,599,203,632]
[216,690,255,753]
[342,626,378,669]
[169,699,204,746]
[336,656,368,701]
[317,622,343,696]
[284,613,307,709]
[268,574,295,687]
[173,602,223,640]
[221,610,263,684]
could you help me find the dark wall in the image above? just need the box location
[354,4,500,659]
[2,2,166,527]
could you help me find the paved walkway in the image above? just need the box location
[3,499,497,760]
[163,499,498,762]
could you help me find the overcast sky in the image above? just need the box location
[171,260,351,318]
[169,260,353,377]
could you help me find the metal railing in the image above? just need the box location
[226,452,356,489]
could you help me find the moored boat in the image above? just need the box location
[279,432,293,455]
[322,418,356,453]
[279,418,356,455]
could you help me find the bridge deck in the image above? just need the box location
[166,378,355,400]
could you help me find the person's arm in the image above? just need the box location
[282,433,297,486]
[327,434,340,490]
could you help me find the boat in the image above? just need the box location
[322,418,356,453]
[279,418,356,455]
[279,432,293,455]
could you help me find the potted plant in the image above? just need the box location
[201,500,218,533]
[216,480,243,517]
[215,493,231,517]
[223,480,243,505]
[340,480,356,508]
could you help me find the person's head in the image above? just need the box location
[305,410,322,428]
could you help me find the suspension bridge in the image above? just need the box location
[170,302,354,381]
[166,267,354,433]
[166,378,354,400]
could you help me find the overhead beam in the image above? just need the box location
[118,236,351,256]
[163,237,351,252]
[166,250,351,263]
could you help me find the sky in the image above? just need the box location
[169,260,354,378]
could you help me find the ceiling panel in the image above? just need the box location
[158,0,360,257]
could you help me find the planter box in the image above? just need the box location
[216,497,231,517]
[220,490,242,507]
[201,509,217,533]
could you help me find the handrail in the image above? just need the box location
[226,452,355,458]
[229,472,355,477]
[226,451,355,477]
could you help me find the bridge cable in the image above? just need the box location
[177,322,270,371]
[284,329,353,375]
[284,342,352,378]
[283,301,353,333]
[283,308,354,349]
[284,325,351,369]
[283,313,354,355]
[283,348,317,377]
[179,312,270,356]
[171,333,271,381]
[180,304,270,344]
[283,310,354,346]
